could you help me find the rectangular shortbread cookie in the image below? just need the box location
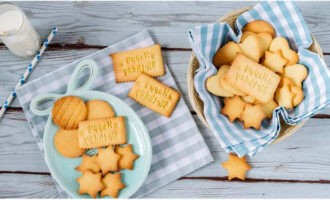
[225,54,280,103]
[78,117,126,149]
[110,44,165,82]
[128,73,181,117]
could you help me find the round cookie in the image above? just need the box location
[52,96,87,129]
[86,100,115,120]
[54,129,85,158]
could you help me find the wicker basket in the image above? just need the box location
[187,7,324,143]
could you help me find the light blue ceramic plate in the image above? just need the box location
[30,59,152,198]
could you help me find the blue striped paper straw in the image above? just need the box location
[0,27,58,119]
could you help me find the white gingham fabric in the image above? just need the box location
[16,30,213,198]
[188,1,330,157]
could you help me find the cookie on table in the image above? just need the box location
[221,153,251,180]
[128,73,181,117]
[52,96,87,130]
[54,129,84,158]
[111,44,165,82]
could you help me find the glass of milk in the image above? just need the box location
[0,3,41,58]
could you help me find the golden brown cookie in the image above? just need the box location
[128,73,181,117]
[240,104,267,130]
[115,144,139,170]
[76,154,101,173]
[221,153,251,180]
[111,44,165,82]
[78,117,127,149]
[213,41,242,67]
[96,146,121,175]
[225,54,280,103]
[101,173,125,198]
[206,65,234,97]
[52,96,87,130]
[243,20,275,37]
[77,170,104,198]
[239,35,262,62]
[221,96,246,122]
[54,129,84,158]
[260,100,278,119]
[86,100,115,120]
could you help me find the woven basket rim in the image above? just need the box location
[187,7,324,144]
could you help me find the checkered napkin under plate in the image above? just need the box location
[188,1,330,157]
[16,30,213,198]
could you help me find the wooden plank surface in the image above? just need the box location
[6,2,330,51]
[0,1,330,198]
[1,173,330,198]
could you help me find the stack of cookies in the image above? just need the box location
[206,20,308,130]
[52,97,138,198]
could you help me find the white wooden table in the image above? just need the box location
[1,2,330,198]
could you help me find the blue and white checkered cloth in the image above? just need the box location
[188,1,330,157]
[16,30,213,198]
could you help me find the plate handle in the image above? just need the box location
[30,93,62,116]
[66,59,99,93]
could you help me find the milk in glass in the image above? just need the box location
[0,3,41,58]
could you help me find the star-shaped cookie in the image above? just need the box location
[221,153,251,180]
[115,144,139,170]
[221,96,246,122]
[76,154,101,173]
[77,170,104,198]
[97,146,120,174]
[239,104,267,130]
[101,172,125,198]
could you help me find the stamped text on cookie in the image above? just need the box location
[128,73,181,117]
[226,54,280,103]
[111,44,165,82]
[78,117,127,149]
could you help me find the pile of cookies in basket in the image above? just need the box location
[52,96,138,198]
[206,20,308,130]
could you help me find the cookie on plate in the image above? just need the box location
[52,96,87,130]
[54,129,84,158]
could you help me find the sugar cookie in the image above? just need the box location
[262,51,287,74]
[77,170,104,198]
[242,20,275,37]
[206,65,234,97]
[226,54,280,103]
[111,44,165,82]
[239,35,261,62]
[101,173,125,198]
[52,96,87,130]
[221,153,251,180]
[240,104,267,130]
[115,144,139,170]
[54,129,84,158]
[129,73,181,117]
[283,64,308,87]
[221,96,246,122]
[96,146,121,175]
[76,154,101,173]
[78,117,127,149]
[213,41,242,67]
[260,99,278,119]
[86,100,115,120]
